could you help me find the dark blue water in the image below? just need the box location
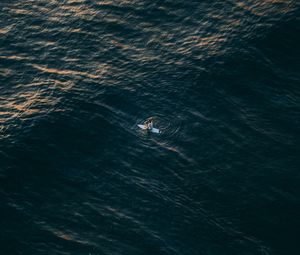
[1,1,300,254]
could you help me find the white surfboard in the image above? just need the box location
[138,124,160,133]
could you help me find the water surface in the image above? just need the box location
[0,1,300,254]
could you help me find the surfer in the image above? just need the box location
[138,117,159,133]
[144,118,153,130]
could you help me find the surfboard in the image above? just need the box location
[138,124,160,133]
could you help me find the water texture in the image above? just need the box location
[0,1,299,254]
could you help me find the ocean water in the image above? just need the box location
[0,1,299,254]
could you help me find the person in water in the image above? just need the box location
[144,118,153,130]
